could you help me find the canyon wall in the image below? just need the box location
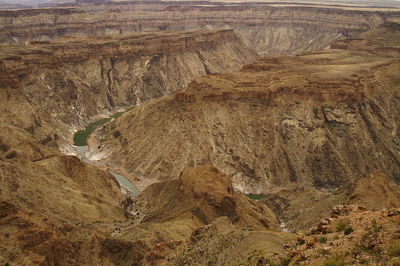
[0,29,257,147]
[96,23,400,193]
[1,5,399,55]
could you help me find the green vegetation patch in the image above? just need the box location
[336,220,347,232]
[246,194,267,200]
[344,226,354,235]
[319,236,328,243]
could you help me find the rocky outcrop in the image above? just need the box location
[262,170,400,233]
[168,216,292,266]
[282,205,400,265]
[97,23,400,194]
[346,171,400,209]
[128,165,279,230]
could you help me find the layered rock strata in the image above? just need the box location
[97,22,400,193]
[0,29,257,147]
[1,4,400,55]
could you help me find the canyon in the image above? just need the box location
[0,28,257,149]
[1,1,400,265]
[0,25,258,264]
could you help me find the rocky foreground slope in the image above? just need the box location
[0,29,256,148]
[98,22,400,195]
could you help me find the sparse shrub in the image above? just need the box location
[336,220,346,232]
[372,219,383,233]
[323,255,346,266]
[389,243,400,257]
[299,239,305,245]
[362,231,371,242]
[319,236,328,243]
[279,257,291,266]
[4,232,9,238]
[371,246,383,258]
[344,227,354,235]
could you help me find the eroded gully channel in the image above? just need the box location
[73,108,140,196]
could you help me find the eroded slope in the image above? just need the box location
[98,22,400,193]
[0,124,145,265]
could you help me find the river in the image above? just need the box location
[74,109,140,196]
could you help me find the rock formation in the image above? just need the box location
[129,165,279,230]
[98,22,400,194]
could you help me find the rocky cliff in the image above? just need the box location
[1,4,399,55]
[0,29,257,148]
[97,22,400,194]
